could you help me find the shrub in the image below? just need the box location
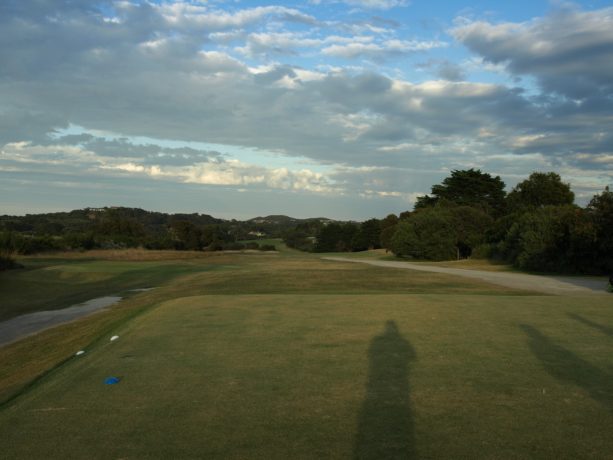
[225,242,246,250]
[0,255,21,271]
[471,244,492,259]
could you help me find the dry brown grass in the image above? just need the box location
[25,249,232,261]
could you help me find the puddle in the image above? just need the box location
[0,296,122,347]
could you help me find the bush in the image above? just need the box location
[471,243,492,259]
[499,205,598,273]
[225,242,246,250]
[260,244,277,251]
[0,255,22,271]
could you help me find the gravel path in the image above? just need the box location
[323,257,610,295]
[0,296,122,347]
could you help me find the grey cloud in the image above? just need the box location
[436,62,465,82]
[253,66,298,84]
[417,59,466,81]
[0,110,69,144]
[452,7,613,99]
[83,137,223,166]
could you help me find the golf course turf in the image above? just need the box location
[1,246,613,458]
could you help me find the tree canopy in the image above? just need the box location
[390,206,492,260]
[506,172,574,211]
[414,169,506,216]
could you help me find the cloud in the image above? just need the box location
[236,32,374,58]
[156,3,319,30]
[310,0,409,10]
[1,1,612,216]
[322,39,446,60]
[0,136,339,195]
[452,6,613,99]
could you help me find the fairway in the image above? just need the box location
[1,249,613,458]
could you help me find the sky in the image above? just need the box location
[1,0,612,220]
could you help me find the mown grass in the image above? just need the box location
[0,251,527,407]
[1,248,613,458]
[167,257,537,296]
[2,293,613,458]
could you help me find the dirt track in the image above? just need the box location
[323,257,610,296]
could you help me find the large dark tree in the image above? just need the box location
[314,223,359,252]
[506,172,574,211]
[169,221,203,250]
[379,214,399,252]
[587,186,613,272]
[352,219,382,251]
[414,169,506,216]
[390,206,493,260]
[498,205,597,273]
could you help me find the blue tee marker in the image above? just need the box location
[104,376,121,385]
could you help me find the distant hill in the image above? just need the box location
[0,207,222,235]
[0,207,343,242]
[248,215,334,225]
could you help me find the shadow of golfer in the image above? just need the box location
[567,313,613,337]
[520,324,613,414]
[354,320,417,460]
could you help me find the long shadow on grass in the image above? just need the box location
[354,320,417,459]
[567,313,613,337]
[520,324,613,413]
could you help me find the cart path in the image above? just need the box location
[323,257,610,295]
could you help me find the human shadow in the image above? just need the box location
[354,321,417,460]
[567,313,613,337]
[520,324,613,413]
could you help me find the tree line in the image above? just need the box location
[1,170,611,275]
[284,170,612,275]
[0,207,279,269]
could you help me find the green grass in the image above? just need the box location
[1,249,613,458]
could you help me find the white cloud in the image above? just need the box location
[156,4,317,30]
[310,0,409,10]
[322,39,446,59]
[236,31,375,58]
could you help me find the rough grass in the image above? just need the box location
[1,248,613,458]
[0,257,221,322]
[24,249,231,261]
